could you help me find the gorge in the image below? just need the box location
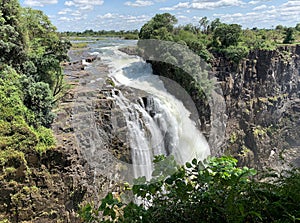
[1,1,299,221]
[62,39,299,221]
[0,38,299,222]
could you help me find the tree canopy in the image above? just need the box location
[139,13,178,39]
[138,13,300,63]
[0,0,27,68]
[212,23,242,48]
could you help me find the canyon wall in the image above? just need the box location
[149,45,300,170]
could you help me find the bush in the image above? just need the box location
[23,81,55,127]
[80,156,300,223]
[223,45,249,63]
[33,126,56,153]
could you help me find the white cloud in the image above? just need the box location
[58,16,71,21]
[78,5,93,10]
[248,0,270,5]
[95,13,151,30]
[58,8,72,15]
[159,7,176,10]
[178,15,188,19]
[253,4,267,10]
[71,10,82,16]
[282,0,300,7]
[69,0,104,5]
[190,0,244,10]
[124,0,154,7]
[249,0,258,4]
[58,14,87,22]
[160,2,191,11]
[24,0,58,7]
[65,1,75,6]
[97,13,150,23]
[213,0,300,28]
[98,13,116,19]
[160,0,244,11]
[64,0,104,10]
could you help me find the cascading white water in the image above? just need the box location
[94,42,210,180]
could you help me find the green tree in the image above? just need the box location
[21,8,71,97]
[199,16,209,34]
[139,13,177,39]
[275,24,284,30]
[23,81,55,128]
[223,45,249,63]
[213,23,242,48]
[0,65,54,150]
[182,23,198,34]
[153,27,174,41]
[283,27,295,44]
[295,23,300,31]
[209,18,221,33]
[0,0,27,69]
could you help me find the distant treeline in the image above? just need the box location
[60,29,139,39]
[137,13,300,63]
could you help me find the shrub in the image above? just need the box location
[80,155,300,223]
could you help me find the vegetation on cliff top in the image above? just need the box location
[138,13,300,63]
[61,29,139,40]
[0,0,69,152]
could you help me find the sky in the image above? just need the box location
[19,0,300,31]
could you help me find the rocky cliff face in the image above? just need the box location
[0,52,120,223]
[149,45,300,171]
[213,46,300,170]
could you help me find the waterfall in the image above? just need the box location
[99,45,211,180]
[112,92,167,180]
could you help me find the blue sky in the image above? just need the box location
[19,0,300,31]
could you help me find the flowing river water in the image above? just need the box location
[73,38,210,182]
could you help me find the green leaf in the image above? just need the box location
[110,209,116,220]
[99,202,107,211]
[165,177,174,185]
[149,184,157,194]
[186,162,192,168]
[103,207,110,216]
[107,192,113,201]
[192,158,198,165]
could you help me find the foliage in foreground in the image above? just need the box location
[79,156,300,223]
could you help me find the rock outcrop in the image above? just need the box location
[214,46,300,170]
[0,51,116,223]
[148,45,300,171]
